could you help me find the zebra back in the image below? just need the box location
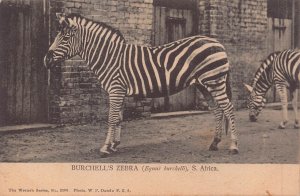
[273,49,300,91]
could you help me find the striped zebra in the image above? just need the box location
[44,13,239,156]
[244,49,299,129]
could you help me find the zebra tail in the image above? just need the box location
[224,72,232,135]
[226,72,232,101]
[224,116,229,135]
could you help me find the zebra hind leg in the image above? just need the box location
[195,84,223,151]
[206,83,238,154]
[292,89,299,129]
[209,107,223,151]
[276,84,289,129]
[222,102,238,154]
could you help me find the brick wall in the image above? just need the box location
[48,58,108,124]
[198,0,268,108]
[48,0,153,124]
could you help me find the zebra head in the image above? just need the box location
[244,83,267,122]
[44,13,80,69]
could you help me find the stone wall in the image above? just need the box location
[48,0,153,124]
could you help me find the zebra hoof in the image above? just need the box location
[110,141,121,152]
[278,121,287,129]
[209,137,221,151]
[229,149,239,155]
[100,145,112,157]
[278,124,286,129]
[100,152,110,158]
[294,122,299,129]
[209,144,218,151]
[110,147,117,152]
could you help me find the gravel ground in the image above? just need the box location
[0,109,299,163]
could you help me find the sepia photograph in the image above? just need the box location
[0,0,299,195]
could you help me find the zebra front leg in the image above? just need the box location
[110,110,123,152]
[100,94,125,157]
[100,126,115,157]
[276,84,289,129]
[292,89,299,129]
[112,103,125,151]
[110,126,121,152]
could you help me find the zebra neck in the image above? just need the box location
[253,76,273,96]
[78,34,125,89]
[253,83,272,96]
[252,60,274,96]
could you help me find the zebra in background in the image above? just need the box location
[44,13,239,156]
[244,49,299,129]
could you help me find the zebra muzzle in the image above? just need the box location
[44,50,55,69]
[249,114,257,122]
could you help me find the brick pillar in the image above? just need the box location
[295,0,300,48]
[197,0,269,109]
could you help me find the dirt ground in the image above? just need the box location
[0,109,299,163]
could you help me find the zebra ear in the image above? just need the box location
[56,13,66,24]
[262,98,267,107]
[243,83,253,92]
[67,18,77,28]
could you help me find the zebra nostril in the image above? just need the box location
[48,50,54,56]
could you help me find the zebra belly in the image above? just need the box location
[127,88,177,98]
[128,92,166,99]
[126,83,191,98]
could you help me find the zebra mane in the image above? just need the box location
[251,51,280,88]
[65,13,125,41]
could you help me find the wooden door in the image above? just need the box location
[266,0,294,103]
[0,1,48,125]
[151,0,202,112]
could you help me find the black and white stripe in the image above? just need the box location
[44,14,239,156]
[245,49,299,128]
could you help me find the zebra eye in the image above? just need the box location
[64,29,76,37]
[62,34,70,40]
